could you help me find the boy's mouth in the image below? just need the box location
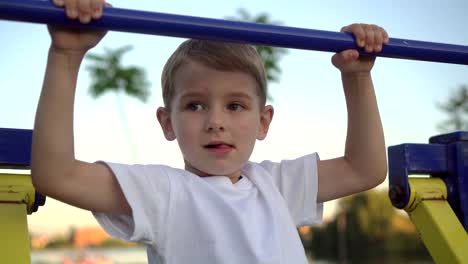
[204,142,234,153]
[204,143,234,149]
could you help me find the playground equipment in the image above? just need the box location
[0,128,45,263]
[1,0,467,263]
[389,132,468,263]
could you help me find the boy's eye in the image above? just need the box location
[227,103,244,112]
[187,103,203,111]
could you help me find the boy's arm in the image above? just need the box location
[317,24,388,202]
[31,0,131,215]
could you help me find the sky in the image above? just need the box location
[1,0,468,235]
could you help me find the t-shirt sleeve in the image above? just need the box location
[92,162,172,249]
[258,153,323,227]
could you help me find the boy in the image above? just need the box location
[31,0,388,263]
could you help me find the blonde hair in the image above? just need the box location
[161,39,267,110]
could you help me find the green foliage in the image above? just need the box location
[339,190,394,241]
[67,226,77,245]
[226,9,288,101]
[303,190,431,262]
[99,239,140,248]
[86,45,150,102]
[44,237,73,249]
[437,85,468,132]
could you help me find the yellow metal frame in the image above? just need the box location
[0,172,36,264]
[405,178,468,263]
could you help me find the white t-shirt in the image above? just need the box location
[93,153,323,264]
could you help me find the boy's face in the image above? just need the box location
[157,61,273,182]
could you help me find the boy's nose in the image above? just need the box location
[207,124,225,132]
[205,111,225,132]
[206,120,225,132]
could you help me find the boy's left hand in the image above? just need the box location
[332,23,389,73]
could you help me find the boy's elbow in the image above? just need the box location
[375,167,387,186]
[31,166,40,189]
[366,162,387,189]
[30,156,46,193]
[348,155,387,190]
[30,162,74,197]
[31,168,49,196]
[349,159,387,191]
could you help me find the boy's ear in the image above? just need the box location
[257,105,274,140]
[157,107,176,141]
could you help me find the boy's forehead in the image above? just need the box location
[176,60,252,79]
[173,61,258,96]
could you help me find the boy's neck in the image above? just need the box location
[184,164,242,184]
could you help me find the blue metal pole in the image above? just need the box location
[1,0,468,65]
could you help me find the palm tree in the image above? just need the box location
[437,85,468,132]
[226,9,288,101]
[86,45,150,102]
[86,45,150,160]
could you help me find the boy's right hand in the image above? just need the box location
[48,0,110,53]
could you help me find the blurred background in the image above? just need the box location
[2,0,468,263]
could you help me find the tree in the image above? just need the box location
[226,9,288,101]
[86,45,150,160]
[86,45,150,102]
[437,85,468,132]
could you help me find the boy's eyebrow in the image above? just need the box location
[177,91,206,102]
[178,91,255,101]
[225,92,254,100]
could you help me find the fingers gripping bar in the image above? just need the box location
[1,0,468,65]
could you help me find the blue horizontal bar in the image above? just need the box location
[0,128,32,168]
[1,0,468,65]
